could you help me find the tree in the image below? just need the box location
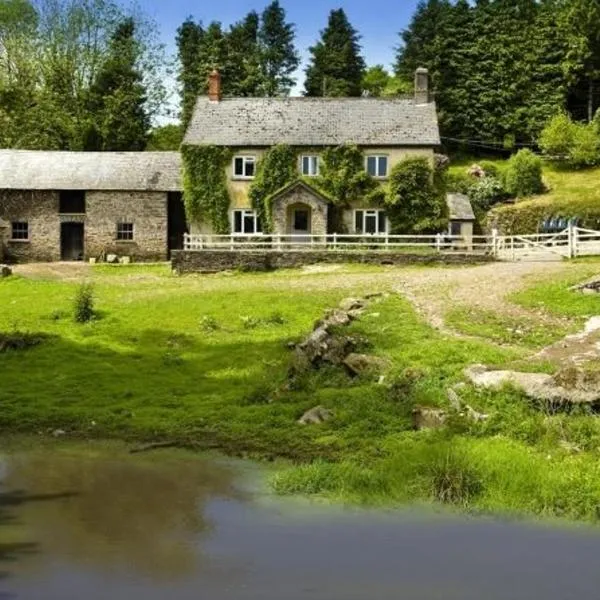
[258,1,298,96]
[147,124,183,151]
[85,18,150,151]
[504,149,544,197]
[304,9,365,97]
[176,18,204,128]
[362,65,390,97]
[227,11,262,97]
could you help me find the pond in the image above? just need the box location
[1,444,600,600]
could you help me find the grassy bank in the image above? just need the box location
[3,262,600,522]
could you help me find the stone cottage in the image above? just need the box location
[0,151,184,262]
[183,68,440,239]
[0,67,442,263]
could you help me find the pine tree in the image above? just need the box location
[258,0,299,96]
[176,18,204,128]
[304,9,366,97]
[227,11,262,97]
[85,18,150,151]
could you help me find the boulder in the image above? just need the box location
[0,264,12,278]
[339,297,366,312]
[343,353,389,377]
[106,254,119,264]
[412,406,447,430]
[465,364,600,405]
[120,256,131,265]
[298,406,333,425]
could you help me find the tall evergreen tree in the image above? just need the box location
[304,9,365,97]
[227,11,262,97]
[258,0,298,96]
[85,18,150,151]
[176,18,204,128]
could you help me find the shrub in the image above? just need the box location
[468,176,507,210]
[479,161,500,178]
[385,157,447,233]
[74,283,95,323]
[539,112,574,158]
[570,123,600,168]
[444,171,472,194]
[199,315,219,332]
[504,149,544,198]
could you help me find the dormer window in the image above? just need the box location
[366,155,388,178]
[301,155,319,177]
[233,156,256,179]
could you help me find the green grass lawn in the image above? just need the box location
[3,263,600,522]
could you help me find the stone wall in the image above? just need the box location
[272,185,328,236]
[85,191,168,261]
[0,189,169,263]
[0,190,61,262]
[172,250,494,274]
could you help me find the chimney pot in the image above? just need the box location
[208,69,222,102]
[415,67,430,104]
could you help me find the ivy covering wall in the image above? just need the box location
[181,145,232,233]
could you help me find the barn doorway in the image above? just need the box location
[167,192,188,257]
[61,222,84,261]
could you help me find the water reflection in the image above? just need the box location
[1,449,241,581]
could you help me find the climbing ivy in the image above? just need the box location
[249,144,298,232]
[181,145,232,233]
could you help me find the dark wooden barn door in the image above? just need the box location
[61,222,84,261]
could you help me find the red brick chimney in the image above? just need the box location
[208,69,222,102]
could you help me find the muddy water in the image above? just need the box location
[2,446,600,600]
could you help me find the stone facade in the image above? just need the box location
[0,189,168,263]
[172,249,494,274]
[271,182,328,236]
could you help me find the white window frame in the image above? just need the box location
[365,155,389,179]
[354,209,388,235]
[10,221,29,241]
[233,155,256,179]
[116,222,135,241]
[232,209,262,235]
[300,155,319,177]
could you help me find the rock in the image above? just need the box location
[465,364,600,405]
[106,254,119,264]
[88,258,97,265]
[339,297,366,312]
[0,265,12,277]
[447,387,488,422]
[120,256,131,265]
[298,406,333,425]
[413,406,447,430]
[582,288,598,295]
[52,429,66,438]
[343,353,389,377]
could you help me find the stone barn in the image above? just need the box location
[0,151,185,263]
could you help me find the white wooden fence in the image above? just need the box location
[183,225,600,262]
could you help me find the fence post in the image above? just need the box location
[332,232,337,250]
[492,228,499,258]
[569,222,578,259]
[435,233,442,253]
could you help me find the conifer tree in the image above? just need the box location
[176,18,204,128]
[304,9,365,97]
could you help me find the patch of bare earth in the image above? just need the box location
[12,262,92,281]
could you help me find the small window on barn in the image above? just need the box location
[301,155,319,177]
[116,222,134,241]
[366,155,388,178]
[232,209,262,234]
[233,156,256,179]
[354,210,387,234]
[11,221,29,241]
[59,190,86,214]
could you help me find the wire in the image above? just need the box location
[440,136,539,151]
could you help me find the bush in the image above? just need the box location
[199,315,219,332]
[479,161,500,178]
[444,171,472,194]
[504,149,544,198]
[385,157,447,233]
[539,112,600,168]
[468,176,507,209]
[74,283,95,323]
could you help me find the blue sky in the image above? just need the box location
[138,0,420,104]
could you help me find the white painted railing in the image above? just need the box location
[183,225,600,261]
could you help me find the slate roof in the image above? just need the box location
[0,150,182,191]
[184,97,440,147]
[446,193,475,220]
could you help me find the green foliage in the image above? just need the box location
[181,145,232,233]
[73,283,95,323]
[468,176,507,210]
[504,150,544,198]
[539,112,600,168]
[176,19,205,128]
[304,8,366,97]
[147,124,182,151]
[248,144,298,232]
[362,65,391,97]
[385,157,447,233]
[315,144,383,207]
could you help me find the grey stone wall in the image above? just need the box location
[0,189,168,263]
[172,250,495,274]
[0,190,60,262]
[272,186,328,236]
[85,191,168,261]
